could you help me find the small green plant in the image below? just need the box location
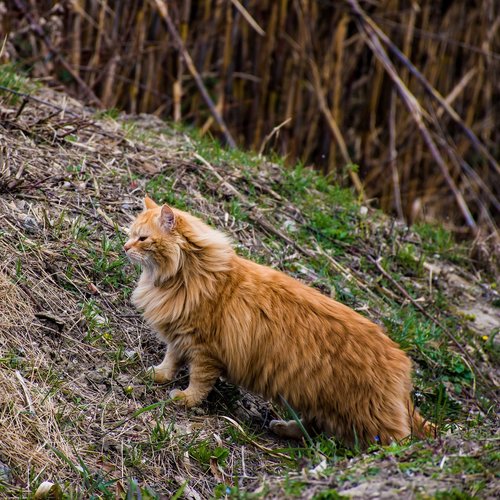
[50,447,117,499]
[189,440,229,469]
[124,443,144,469]
[396,243,425,276]
[150,419,174,451]
[69,215,92,241]
[146,174,189,210]
[0,350,24,370]
[95,108,120,120]
[88,234,133,293]
[414,223,454,255]
[80,299,112,343]
[430,488,474,499]
[0,63,38,102]
[14,257,24,282]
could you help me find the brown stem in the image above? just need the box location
[151,0,237,148]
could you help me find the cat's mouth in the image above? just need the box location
[125,249,144,264]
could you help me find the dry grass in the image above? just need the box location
[0,79,498,498]
[0,270,34,328]
[2,0,499,234]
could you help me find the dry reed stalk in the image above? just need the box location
[389,90,403,221]
[130,6,145,115]
[436,68,476,119]
[90,1,105,82]
[296,0,364,196]
[358,2,500,178]
[172,1,188,122]
[2,0,498,232]
[229,0,265,37]
[70,0,82,78]
[347,0,478,232]
[151,0,236,148]
[330,13,348,169]
[309,58,364,198]
[201,1,232,136]
[259,117,292,156]
[253,1,278,150]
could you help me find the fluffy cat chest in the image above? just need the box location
[132,280,191,328]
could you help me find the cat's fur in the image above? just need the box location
[125,196,433,447]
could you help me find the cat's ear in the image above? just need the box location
[143,195,158,210]
[159,205,176,232]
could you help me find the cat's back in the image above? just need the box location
[229,255,380,332]
[223,254,409,379]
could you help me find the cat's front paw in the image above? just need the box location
[147,366,174,384]
[169,388,200,408]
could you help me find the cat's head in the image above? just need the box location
[125,195,234,279]
[124,195,182,275]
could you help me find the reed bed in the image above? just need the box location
[2,0,498,234]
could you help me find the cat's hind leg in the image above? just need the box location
[149,347,182,384]
[269,420,306,440]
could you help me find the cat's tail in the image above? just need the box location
[409,405,437,439]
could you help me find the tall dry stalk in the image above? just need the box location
[1,0,498,232]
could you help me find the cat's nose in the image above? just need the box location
[124,241,132,252]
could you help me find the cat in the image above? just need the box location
[125,195,433,447]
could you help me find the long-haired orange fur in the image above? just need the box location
[125,196,433,447]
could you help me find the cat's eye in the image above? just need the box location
[138,236,148,242]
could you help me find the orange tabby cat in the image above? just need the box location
[125,196,433,447]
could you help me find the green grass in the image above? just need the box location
[413,222,468,266]
[89,234,133,292]
[0,350,25,370]
[0,63,39,102]
[146,174,190,211]
[428,489,475,500]
[94,108,120,120]
[414,223,455,255]
[189,440,229,470]
[49,447,118,499]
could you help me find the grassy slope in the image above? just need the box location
[0,69,498,499]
